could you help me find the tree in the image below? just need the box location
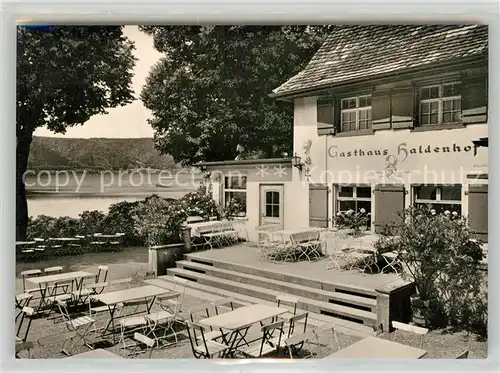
[140,25,334,166]
[16,26,136,240]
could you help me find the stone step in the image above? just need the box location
[154,276,374,338]
[167,267,377,326]
[176,260,376,312]
[184,253,377,297]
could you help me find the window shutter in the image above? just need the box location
[371,89,391,130]
[334,98,341,134]
[461,73,488,124]
[468,184,488,242]
[309,184,329,228]
[391,87,414,129]
[317,98,336,136]
[374,184,405,233]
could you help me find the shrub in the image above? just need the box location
[133,194,187,247]
[374,205,487,335]
[102,200,141,245]
[52,216,80,237]
[180,187,220,219]
[78,210,106,236]
[27,215,57,239]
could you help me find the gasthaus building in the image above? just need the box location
[199,25,489,243]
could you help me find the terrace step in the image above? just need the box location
[176,260,376,312]
[184,253,377,297]
[154,276,374,338]
[166,267,377,326]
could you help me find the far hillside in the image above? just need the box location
[28,137,177,171]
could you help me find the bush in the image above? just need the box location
[27,215,57,239]
[78,210,106,236]
[180,187,220,219]
[102,201,141,245]
[133,194,187,247]
[375,205,487,335]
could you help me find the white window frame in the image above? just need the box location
[340,95,372,132]
[336,185,372,212]
[419,82,461,126]
[223,175,247,217]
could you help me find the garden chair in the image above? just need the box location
[201,224,226,250]
[15,293,33,322]
[16,306,35,344]
[18,242,36,262]
[165,277,188,318]
[124,332,156,359]
[392,321,428,349]
[326,234,351,270]
[185,321,230,359]
[20,269,42,294]
[117,299,150,354]
[74,265,109,304]
[47,239,64,257]
[275,294,298,322]
[381,251,402,274]
[33,238,47,260]
[89,233,107,252]
[213,297,235,315]
[109,233,125,251]
[56,299,96,355]
[310,322,341,357]
[455,349,469,359]
[291,231,323,262]
[239,320,285,358]
[145,293,182,345]
[265,232,295,262]
[271,312,309,353]
[187,304,223,342]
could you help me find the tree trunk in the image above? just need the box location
[16,134,33,241]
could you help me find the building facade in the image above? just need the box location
[201,25,489,242]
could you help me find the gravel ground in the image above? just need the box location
[17,282,487,360]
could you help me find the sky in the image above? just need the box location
[34,26,162,139]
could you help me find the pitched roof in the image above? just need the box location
[272,25,488,98]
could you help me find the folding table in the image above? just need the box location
[323,336,427,359]
[92,285,171,342]
[27,271,95,311]
[199,304,287,356]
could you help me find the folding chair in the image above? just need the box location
[16,306,35,343]
[293,231,323,262]
[33,238,47,260]
[89,234,106,252]
[15,293,33,322]
[201,224,225,250]
[74,265,109,304]
[20,269,42,294]
[44,266,63,275]
[455,349,469,359]
[165,277,188,317]
[239,320,285,358]
[124,332,156,359]
[109,233,125,251]
[117,299,149,354]
[213,297,235,315]
[381,251,401,274]
[272,312,309,354]
[145,293,182,345]
[275,294,298,322]
[187,304,223,342]
[56,299,96,355]
[186,321,230,359]
[327,235,350,270]
[392,321,429,349]
[310,322,341,357]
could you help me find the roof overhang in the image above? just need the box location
[196,158,292,170]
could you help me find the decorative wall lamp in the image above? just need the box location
[292,153,304,171]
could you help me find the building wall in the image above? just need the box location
[290,97,488,232]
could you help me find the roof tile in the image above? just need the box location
[272,25,488,97]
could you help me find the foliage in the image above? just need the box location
[140,25,334,165]
[16,26,136,240]
[27,215,81,239]
[78,210,106,236]
[374,205,487,335]
[28,136,176,171]
[180,187,221,219]
[132,194,188,247]
[102,201,141,245]
[335,208,370,235]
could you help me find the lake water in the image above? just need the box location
[26,171,201,218]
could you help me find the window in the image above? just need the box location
[317,98,335,126]
[223,176,247,217]
[336,185,372,226]
[341,95,372,132]
[414,184,462,215]
[419,82,461,126]
[265,191,280,218]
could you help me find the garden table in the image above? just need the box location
[188,220,232,237]
[65,348,123,359]
[27,271,95,310]
[199,303,287,356]
[323,336,427,359]
[92,285,171,341]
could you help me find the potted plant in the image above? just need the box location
[335,208,370,237]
